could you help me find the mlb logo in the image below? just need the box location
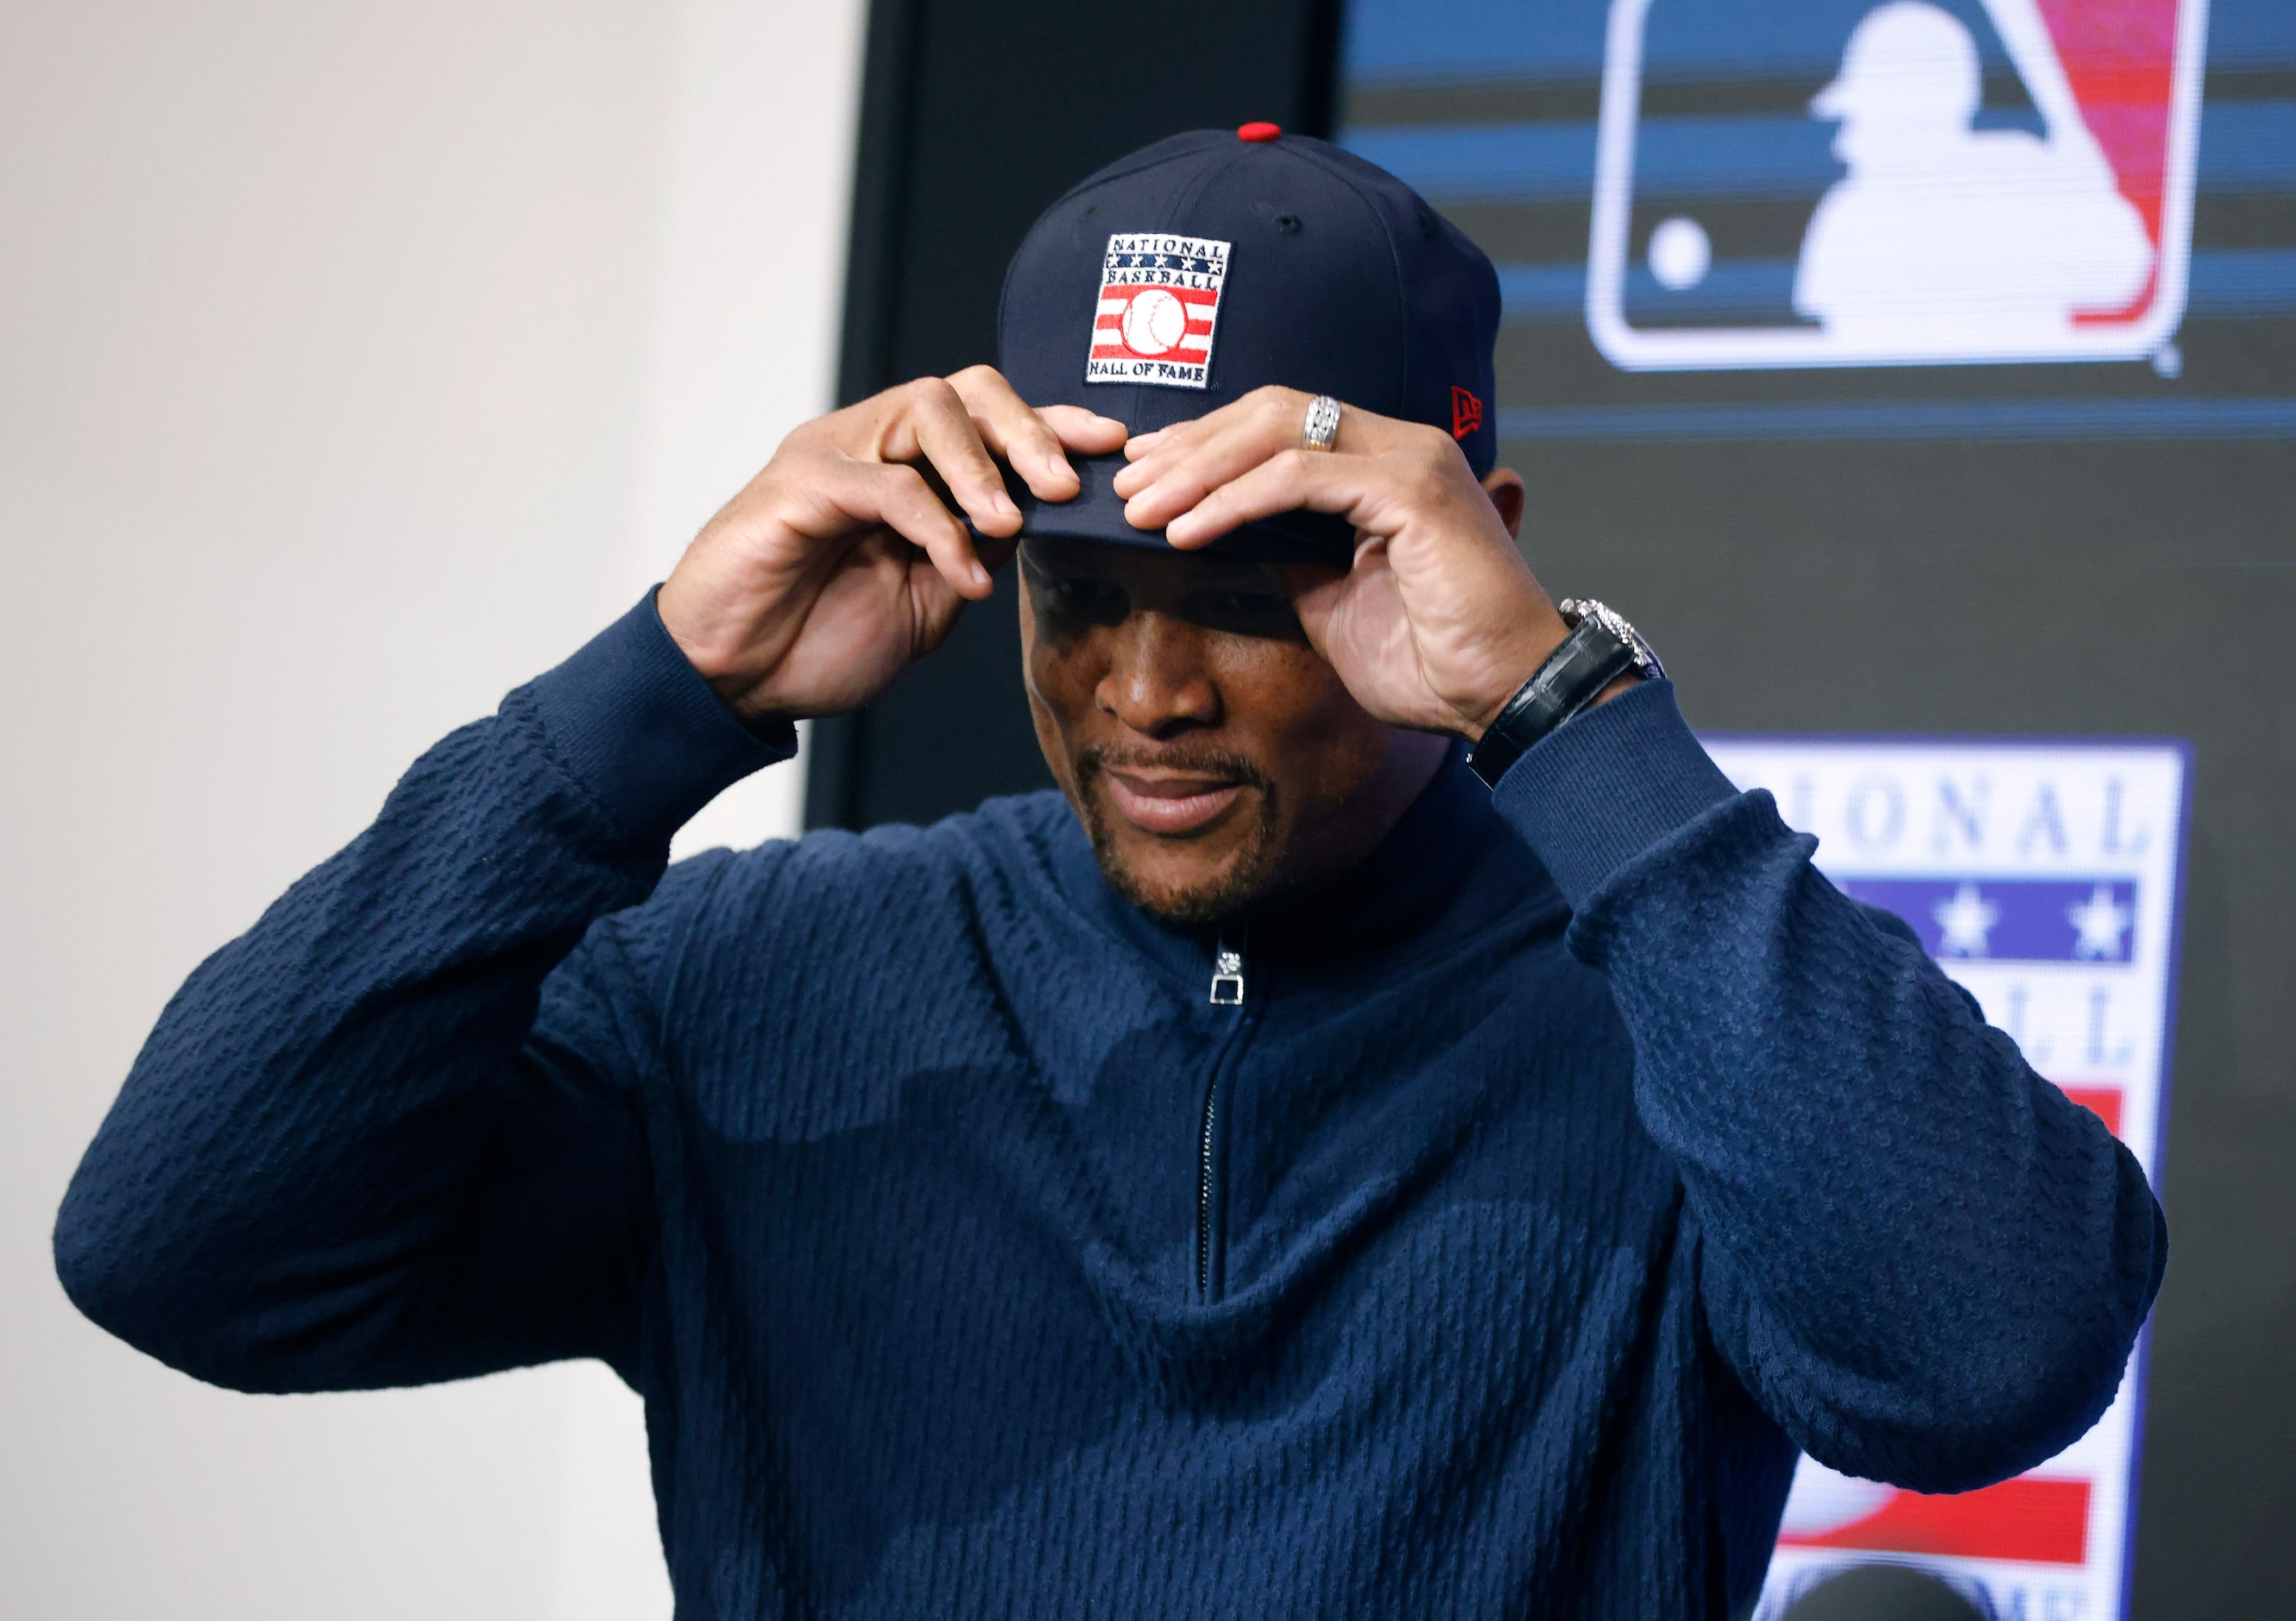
[1087,234,1230,388]
[1586,0,2211,369]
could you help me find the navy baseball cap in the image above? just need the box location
[996,125,1502,563]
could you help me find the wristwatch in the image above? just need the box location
[1465,598,1664,789]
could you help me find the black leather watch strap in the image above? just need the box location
[1465,616,1640,788]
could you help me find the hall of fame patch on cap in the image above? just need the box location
[1087,234,1229,388]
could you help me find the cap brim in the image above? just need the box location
[1001,452,1358,565]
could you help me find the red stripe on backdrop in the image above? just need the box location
[2053,1083,2125,1138]
[1090,345,1211,362]
[2036,0,2182,325]
[2035,0,2176,241]
[1778,1476,2091,1566]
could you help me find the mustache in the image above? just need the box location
[1074,744,1275,793]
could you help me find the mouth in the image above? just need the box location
[1101,769,1248,836]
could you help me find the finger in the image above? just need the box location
[1113,417,1224,472]
[904,547,975,659]
[886,376,1023,539]
[901,529,1022,659]
[1280,555,1372,663]
[1110,396,1260,486]
[1120,419,1214,463]
[969,526,1021,580]
[830,459,994,598]
[948,368,1116,501]
[1113,385,1341,509]
[1036,404,1128,456]
[1161,448,1372,551]
[946,365,1074,499]
[1122,388,1426,489]
[1115,390,1309,523]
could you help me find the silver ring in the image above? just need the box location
[1301,394,1341,453]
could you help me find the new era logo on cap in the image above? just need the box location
[1087,234,1231,389]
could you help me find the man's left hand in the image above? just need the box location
[1109,387,1571,741]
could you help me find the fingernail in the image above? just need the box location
[1048,452,1075,482]
[993,489,1019,516]
[971,564,992,590]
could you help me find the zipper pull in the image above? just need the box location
[1208,925,1246,1006]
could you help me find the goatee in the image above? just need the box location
[1070,744,1284,925]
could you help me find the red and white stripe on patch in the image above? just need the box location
[1086,234,1230,389]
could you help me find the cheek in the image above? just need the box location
[1021,621,1102,735]
[1218,642,1395,803]
[1214,639,1356,746]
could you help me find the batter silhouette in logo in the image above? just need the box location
[1795,1,2153,349]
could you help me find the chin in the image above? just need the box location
[1080,806,1288,927]
[1104,859,1264,926]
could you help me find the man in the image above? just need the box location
[57,129,2161,1617]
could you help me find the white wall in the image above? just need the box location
[0,1,863,1616]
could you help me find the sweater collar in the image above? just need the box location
[1045,745,1561,993]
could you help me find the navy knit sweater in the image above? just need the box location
[57,596,2164,1618]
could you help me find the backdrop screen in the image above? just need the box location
[1338,0,2295,1612]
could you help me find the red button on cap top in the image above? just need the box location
[1237,122,1282,142]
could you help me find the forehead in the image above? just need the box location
[1019,536,1280,591]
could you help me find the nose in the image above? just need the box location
[1096,611,1221,739]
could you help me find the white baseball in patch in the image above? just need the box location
[1120,288,1188,356]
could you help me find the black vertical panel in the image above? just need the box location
[809,0,1343,831]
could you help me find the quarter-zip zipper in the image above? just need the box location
[1208,937,1246,1006]
[1197,924,1250,1300]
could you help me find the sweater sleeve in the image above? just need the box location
[1490,680,2167,1493]
[53,594,792,1393]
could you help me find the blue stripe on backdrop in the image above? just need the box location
[1838,879,2140,964]
[1341,0,2296,84]
[1495,249,2296,323]
[1492,398,2296,441]
[1341,0,2001,85]
[1341,102,2296,204]
[1341,0,1611,84]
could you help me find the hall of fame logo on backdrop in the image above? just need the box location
[1088,234,1231,388]
[1699,736,2188,1621]
[1589,0,2211,370]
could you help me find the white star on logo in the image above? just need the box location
[2067,884,2134,961]
[1933,882,1999,956]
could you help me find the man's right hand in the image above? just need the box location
[658,366,1126,723]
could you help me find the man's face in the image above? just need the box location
[1018,538,1446,924]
